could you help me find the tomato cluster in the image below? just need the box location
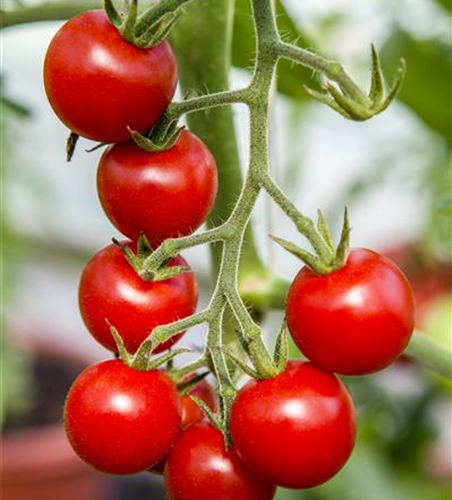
[45,8,416,500]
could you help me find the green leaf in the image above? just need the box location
[434,0,451,13]
[233,0,315,100]
[381,29,452,144]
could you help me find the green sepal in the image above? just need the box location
[316,209,335,252]
[112,237,141,273]
[269,234,332,275]
[334,207,351,268]
[177,371,209,395]
[221,346,259,379]
[146,348,192,371]
[137,232,153,256]
[135,10,183,48]
[327,84,369,121]
[66,131,79,162]
[104,0,122,28]
[369,43,385,105]
[303,85,353,119]
[129,123,184,153]
[107,321,132,365]
[142,265,191,283]
[273,322,289,374]
[377,58,407,114]
[190,396,223,431]
[119,0,138,42]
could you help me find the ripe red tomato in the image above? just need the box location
[97,131,218,247]
[230,361,356,489]
[79,242,198,354]
[44,10,177,143]
[150,375,218,474]
[286,248,416,375]
[164,421,276,500]
[64,360,182,474]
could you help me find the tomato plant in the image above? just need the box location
[44,10,177,143]
[230,361,356,489]
[64,360,181,474]
[97,131,218,246]
[164,421,277,500]
[35,0,451,495]
[286,248,416,375]
[79,241,198,354]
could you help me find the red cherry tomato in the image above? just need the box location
[286,248,416,375]
[44,10,177,143]
[64,360,182,474]
[97,131,218,247]
[150,375,218,474]
[165,421,276,500]
[230,361,356,489]
[79,242,198,354]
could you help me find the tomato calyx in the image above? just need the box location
[129,119,185,153]
[270,207,351,275]
[108,320,192,371]
[222,322,289,379]
[112,234,190,283]
[304,44,406,121]
[104,0,185,49]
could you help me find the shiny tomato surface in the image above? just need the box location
[165,421,276,500]
[64,360,182,474]
[286,248,416,375]
[230,361,356,489]
[44,10,177,142]
[79,242,198,354]
[97,131,218,247]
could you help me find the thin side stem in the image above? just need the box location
[406,331,452,380]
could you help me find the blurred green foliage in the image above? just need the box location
[382,29,451,145]
[1,98,34,429]
[434,0,452,13]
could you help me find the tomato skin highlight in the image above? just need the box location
[230,361,356,489]
[164,421,277,500]
[64,360,182,474]
[79,242,198,354]
[43,10,177,143]
[97,131,218,247]
[286,248,416,375]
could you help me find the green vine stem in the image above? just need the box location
[169,0,264,277]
